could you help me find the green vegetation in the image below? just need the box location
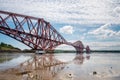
[91,50,120,53]
[54,50,120,53]
[0,42,21,52]
[0,57,12,63]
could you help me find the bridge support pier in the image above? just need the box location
[75,47,84,53]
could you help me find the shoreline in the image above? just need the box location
[0,49,120,54]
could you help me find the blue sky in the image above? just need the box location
[0,0,120,50]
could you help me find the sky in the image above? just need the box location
[0,0,120,50]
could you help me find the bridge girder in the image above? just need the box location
[0,10,87,52]
[0,10,67,50]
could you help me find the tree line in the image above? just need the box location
[0,42,21,51]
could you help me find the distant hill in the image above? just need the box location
[0,42,21,52]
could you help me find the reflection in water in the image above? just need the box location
[0,53,91,80]
[17,54,67,80]
[53,53,91,80]
[73,53,90,64]
[1,53,120,80]
[0,53,18,63]
[0,55,32,70]
[18,53,90,80]
[54,53,76,62]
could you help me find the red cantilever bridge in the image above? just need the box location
[0,10,89,53]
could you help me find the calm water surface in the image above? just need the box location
[0,52,120,80]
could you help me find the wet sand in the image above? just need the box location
[0,53,120,80]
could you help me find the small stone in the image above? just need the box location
[111,67,112,69]
[68,73,72,78]
[93,71,97,75]
[67,66,69,68]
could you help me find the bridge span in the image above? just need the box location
[0,10,90,53]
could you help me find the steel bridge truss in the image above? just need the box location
[0,10,67,50]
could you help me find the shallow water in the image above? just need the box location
[0,53,33,70]
[0,52,120,80]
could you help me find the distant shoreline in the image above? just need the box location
[90,50,120,53]
[0,50,34,53]
[54,50,120,53]
[0,50,120,54]
[0,42,120,53]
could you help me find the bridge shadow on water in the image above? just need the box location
[0,53,90,80]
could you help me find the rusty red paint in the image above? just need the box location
[0,10,89,52]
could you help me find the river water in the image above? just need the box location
[0,52,120,80]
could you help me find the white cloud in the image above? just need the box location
[0,0,120,24]
[56,40,120,50]
[113,7,120,17]
[84,41,120,50]
[0,0,120,51]
[88,23,120,39]
[60,25,74,34]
